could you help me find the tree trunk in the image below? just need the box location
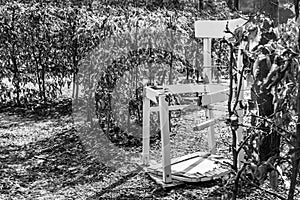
[287,67,300,200]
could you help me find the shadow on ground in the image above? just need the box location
[0,98,72,121]
[0,127,113,196]
[0,98,244,199]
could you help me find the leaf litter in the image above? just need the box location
[0,100,299,199]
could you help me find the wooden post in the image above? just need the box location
[203,38,216,154]
[159,94,172,183]
[142,96,151,165]
[203,38,212,83]
[206,107,216,154]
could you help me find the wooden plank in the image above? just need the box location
[207,108,216,154]
[181,96,198,101]
[150,104,189,112]
[159,95,172,183]
[149,153,230,172]
[149,152,210,170]
[171,152,209,166]
[211,104,228,112]
[193,118,222,131]
[201,89,229,106]
[207,84,228,92]
[148,169,199,183]
[149,167,205,183]
[147,173,183,188]
[172,156,213,175]
[149,101,229,113]
[203,38,212,83]
[142,97,151,166]
[149,103,209,112]
[145,87,161,103]
[164,84,206,94]
[195,19,247,38]
[147,153,231,183]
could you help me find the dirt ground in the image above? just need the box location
[0,102,299,200]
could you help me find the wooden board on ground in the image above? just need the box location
[146,152,231,186]
[147,173,183,188]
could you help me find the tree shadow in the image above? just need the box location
[0,98,72,121]
[0,128,114,195]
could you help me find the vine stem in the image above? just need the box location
[227,40,234,116]
[237,122,294,146]
[233,54,246,111]
[225,38,238,200]
[233,163,248,199]
[236,134,251,155]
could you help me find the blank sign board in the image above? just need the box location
[195,18,247,38]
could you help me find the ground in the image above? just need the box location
[0,100,299,200]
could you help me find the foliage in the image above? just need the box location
[215,13,300,199]
[91,8,199,145]
[0,0,241,145]
[0,3,29,105]
[0,2,108,106]
[89,1,239,145]
[0,1,300,199]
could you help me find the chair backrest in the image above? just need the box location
[195,18,247,83]
[195,18,247,38]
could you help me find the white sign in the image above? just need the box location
[195,18,247,38]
